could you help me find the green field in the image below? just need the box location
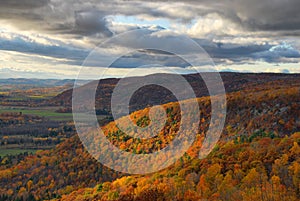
[0,107,110,121]
[0,148,37,157]
[0,107,74,121]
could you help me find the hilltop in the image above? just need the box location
[48,72,300,114]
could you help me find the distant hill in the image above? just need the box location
[48,72,300,114]
[0,78,88,87]
[0,74,299,200]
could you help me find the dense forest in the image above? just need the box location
[56,132,300,201]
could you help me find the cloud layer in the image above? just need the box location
[0,0,300,78]
[2,0,300,37]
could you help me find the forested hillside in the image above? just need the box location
[48,73,300,114]
[56,132,300,201]
[0,74,299,200]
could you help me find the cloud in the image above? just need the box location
[73,27,300,69]
[252,43,300,63]
[55,10,113,38]
[0,0,114,39]
[0,0,49,9]
[0,0,50,30]
[187,14,241,37]
[73,10,112,36]
[1,24,299,70]
[153,0,300,33]
[1,0,300,37]
[228,0,300,31]
[0,31,89,64]
[110,49,190,68]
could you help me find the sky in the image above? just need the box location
[0,0,300,79]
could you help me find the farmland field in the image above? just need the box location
[0,106,74,121]
[0,148,37,157]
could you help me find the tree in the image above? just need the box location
[196,174,210,199]
[27,180,33,191]
[219,171,239,201]
[289,162,300,197]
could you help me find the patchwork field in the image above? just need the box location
[0,107,74,121]
[0,148,36,157]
